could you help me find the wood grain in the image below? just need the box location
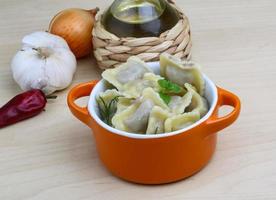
[0,0,276,199]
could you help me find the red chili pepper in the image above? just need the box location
[0,89,47,128]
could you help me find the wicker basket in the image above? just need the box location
[92,0,192,69]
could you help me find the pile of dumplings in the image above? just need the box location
[97,53,209,135]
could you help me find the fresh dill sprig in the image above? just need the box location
[97,96,120,126]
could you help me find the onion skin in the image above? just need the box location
[49,8,99,59]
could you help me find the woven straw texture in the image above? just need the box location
[92,0,192,69]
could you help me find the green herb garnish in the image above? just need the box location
[158,79,185,104]
[158,79,182,94]
[97,96,120,126]
[158,92,171,105]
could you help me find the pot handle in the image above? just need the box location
[67,80,99,126]
[204,87,241,136]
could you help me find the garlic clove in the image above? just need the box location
[44,49,76,89]
[11,50,47,91]
[22,31,70,50]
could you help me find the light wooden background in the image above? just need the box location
[0,0,276,199]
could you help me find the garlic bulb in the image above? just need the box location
[11,31,77,95]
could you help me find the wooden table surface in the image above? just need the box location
[1,0,276,199]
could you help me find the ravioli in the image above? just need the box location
[160,53,205,95]
[99,54,209,134]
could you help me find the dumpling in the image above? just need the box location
[120,79,147,98]
[146,106,171,134]
[124,100,154,133]
[116,97,134,113]
[102,56,152,91]
[168,91,193,114]
[160,53,205,95]
[185,83,208,117]
[143,73,163,91]
[164,111,200,132]
[119,73,163,98]
[141,87,169,110]
[112,88,169,133]
[96,89,122,125]
[112,99,154,133]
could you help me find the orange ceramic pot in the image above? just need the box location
[67,62,241,184]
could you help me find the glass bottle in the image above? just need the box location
[102,0,180,37]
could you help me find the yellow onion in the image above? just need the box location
[49,8,99,59]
